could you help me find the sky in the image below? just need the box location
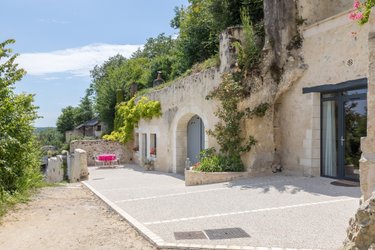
[0,0,188,127]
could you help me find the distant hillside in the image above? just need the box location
[34,127,56,133]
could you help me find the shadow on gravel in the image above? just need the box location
[225,174,360,198]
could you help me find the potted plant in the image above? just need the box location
[143,157,154,171]
[150,147,156,157]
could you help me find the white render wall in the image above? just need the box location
[135,68,221,174]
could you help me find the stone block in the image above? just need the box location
[46,156,64,183]
[69,149,88,182]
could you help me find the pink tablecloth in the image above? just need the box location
[98,154,116,161]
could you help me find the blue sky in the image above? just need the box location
[0,0,188,127]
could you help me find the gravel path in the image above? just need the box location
[0,183,156,250]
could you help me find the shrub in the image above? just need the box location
[0,39,43,216]
[195,148,245,172]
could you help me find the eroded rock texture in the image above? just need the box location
[344,193,375,249]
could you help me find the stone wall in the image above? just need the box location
[70,140,133,166]
[185,170,255,186]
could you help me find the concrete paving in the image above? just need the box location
[83,164,361,250]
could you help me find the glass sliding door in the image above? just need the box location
[322,99,338,177]
[343,98,367,180]
[321,88,367,181]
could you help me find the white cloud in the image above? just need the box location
[41,76,60,81]
[17,43,143,77]
[38,18,69,24]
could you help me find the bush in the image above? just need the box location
[195,148,245,172]
[197,156,222,172]
[218,155,245,172]
[0,40,43,216]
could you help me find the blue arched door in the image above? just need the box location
[187,115,205,165]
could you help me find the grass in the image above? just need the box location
[0,181,62,218]
[136,55,220,97]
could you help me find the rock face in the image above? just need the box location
[264,0,298,68]
[344,193,375,249]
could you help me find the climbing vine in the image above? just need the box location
[197,73,257,172]
[103,97,161,144]
[350,0,375,24]
[197,11,271,173]
[207,73,258,157]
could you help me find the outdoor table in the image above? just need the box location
[96,154,118,167]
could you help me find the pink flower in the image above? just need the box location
[354,0,361,9]
[349,12,357,20]
[349,11,364,20]
[355,12,364,20]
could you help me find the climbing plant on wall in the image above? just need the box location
[196,11,271,173]
[103,97,161,144]
[206,73,257,156]
[350,0,375,24]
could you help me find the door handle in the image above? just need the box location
[340,136,345,146]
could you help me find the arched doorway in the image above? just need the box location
[187,115,205,165]
[173,111,208,175]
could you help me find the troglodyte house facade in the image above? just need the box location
[132,0,375,200]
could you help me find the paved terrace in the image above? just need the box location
[83,164,360,250]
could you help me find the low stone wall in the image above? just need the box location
[185,170,254,186]
[46,156,64,183]
[344,193,375,249]
[70,140,133,166]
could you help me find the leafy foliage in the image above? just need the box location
[206,73,257,158]
[35,128,64,149]
[90,55,129,131]
[233,10,261,72]
[74,90,95,126]
[56,106,77,134]
[103,97,161,144]
[350,0,375,25]
[0,39,43,214]
[245,103,270,118]
[196,148,244,172]
[171,0,264,74]
[56,88,95,137]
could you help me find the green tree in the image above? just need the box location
[74,90,95,126]
[0,39,42,211]
[91,55,153,132]
[56,106,76,134]
[36,128,63,149]
[132,33,177,84]
[175,0,217,72]
[170,0,264,75]
[90,55,129,132]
